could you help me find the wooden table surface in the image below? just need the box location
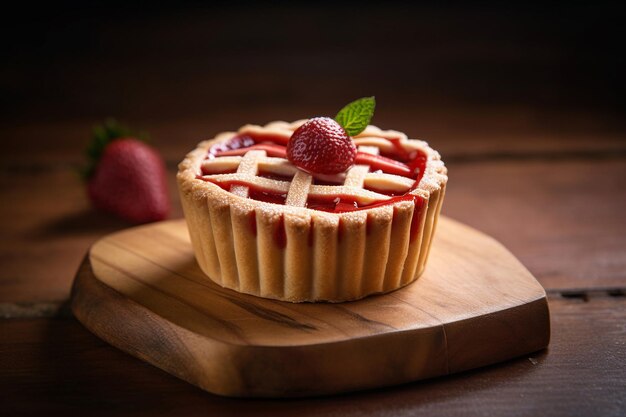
[1,3,625,416]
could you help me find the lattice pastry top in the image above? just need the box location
[180,120,447,215]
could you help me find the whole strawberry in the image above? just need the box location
[286,97,375,175]
[84,121,170,224]
[287,117,356,175]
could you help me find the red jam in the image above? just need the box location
[354,152,412,177]
[257,169,294,182]
[200,130,429,243]
[247,211,257,236]
[274,215,287,249]
[249,187,287,205]
[203,179,288,205]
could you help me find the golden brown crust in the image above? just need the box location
[177,121,447,302]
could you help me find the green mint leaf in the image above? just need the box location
[334,96,376,136]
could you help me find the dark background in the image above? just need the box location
[1,1,624,134]
[1,3,626,416]
[1,0,624,297]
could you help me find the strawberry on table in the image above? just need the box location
[84,120,170,224]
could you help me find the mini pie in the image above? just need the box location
[177,120,447,302]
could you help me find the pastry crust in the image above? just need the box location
[177,121,447,302]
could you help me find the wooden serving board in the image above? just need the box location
[71,217,550,397]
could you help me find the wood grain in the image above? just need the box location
[444,159,626,290]
[2,4,624,125]
[70,217,549,397]
[2,295,623,417]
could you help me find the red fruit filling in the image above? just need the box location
[197,124,431,246]
[201,129,428,212]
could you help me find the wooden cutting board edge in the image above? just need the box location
[70,217,551,398]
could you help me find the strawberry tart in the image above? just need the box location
[177,98,447,302]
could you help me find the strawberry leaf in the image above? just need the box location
[334,96,376,136]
